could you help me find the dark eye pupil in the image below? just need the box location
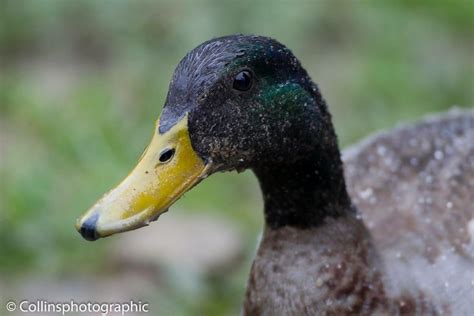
[233,70,252,91]
[159,148,175,163]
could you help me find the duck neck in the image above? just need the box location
[253,149,353,229]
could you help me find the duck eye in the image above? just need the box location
[159,148,175,163]
[233,70,253,91]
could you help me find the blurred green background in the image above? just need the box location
[1,0,473,315]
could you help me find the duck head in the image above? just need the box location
[76,35,344,241]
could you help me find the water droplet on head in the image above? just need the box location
[359,188,373,200]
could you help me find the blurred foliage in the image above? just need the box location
[0,0,473,315]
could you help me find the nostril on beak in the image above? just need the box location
[78,213,100,241]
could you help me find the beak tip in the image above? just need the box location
[79,225,100,241]
[77,212,100,241]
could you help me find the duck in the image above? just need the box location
[76,35,474,315]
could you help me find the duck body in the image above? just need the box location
[76,35,473,315]
[245,110,473,315]
[344,111,474,315]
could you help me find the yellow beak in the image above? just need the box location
[76,115,211,240]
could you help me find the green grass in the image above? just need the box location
[1,1,472,315]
